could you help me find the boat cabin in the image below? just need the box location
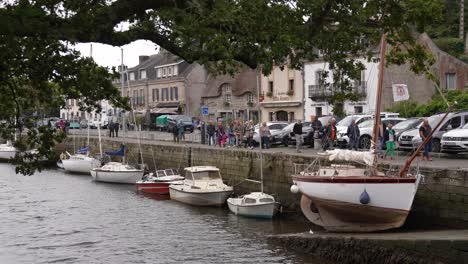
[241,192,275,205]
[184,166,224,187]
[155,169,179,177]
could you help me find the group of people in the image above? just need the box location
[205,120,257,149]
[108,120,120,138]
[172,120,187,143]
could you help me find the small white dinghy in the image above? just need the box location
[0,141,17,160]
[61,147,101,174]
[227,192,277,218]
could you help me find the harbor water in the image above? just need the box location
[0,164,318,264]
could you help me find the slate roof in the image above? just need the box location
[203,68,258,98]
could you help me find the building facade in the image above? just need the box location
[259,66,304,122]
[304,58,379,119]
[117,51,207,125]
[202,68,259,122]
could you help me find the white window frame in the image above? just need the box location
[162,68,167,77]
[156,68,161,78]
[129,72,135,81]
[446,73,456,90]
[173,66,178,76]
[140,70,147,80]
[168,67,172,76]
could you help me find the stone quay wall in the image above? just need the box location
[58,137,468,229]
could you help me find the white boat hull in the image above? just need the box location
[62,155,101,174]
[169,186,232,206]
[91,162,144,184]
[0,150,16,160]
[227,199,276,218]
[292,168,422,232]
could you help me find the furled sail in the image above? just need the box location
[325,149,374,166]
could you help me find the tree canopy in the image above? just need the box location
[1,0,445,174]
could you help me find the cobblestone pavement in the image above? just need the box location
[69,129,468,170]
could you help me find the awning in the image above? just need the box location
[260,101,302,108]
[151,107,178,114]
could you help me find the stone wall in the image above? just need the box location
[59,138,468,229]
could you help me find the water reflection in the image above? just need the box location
[0,164,319,264]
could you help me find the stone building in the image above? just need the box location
[201,68,259,122]
[259,66,304,122]
[118,51,207,124]
[303,33,468,117]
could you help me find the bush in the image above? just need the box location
[386,91,468,117]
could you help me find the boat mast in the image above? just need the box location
[257,71,264,193]
[87,43,92,149]
[126,72,144,167]
[97,111,103,158]
[371,34,387,164]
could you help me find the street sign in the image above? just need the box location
[202,105,209,116]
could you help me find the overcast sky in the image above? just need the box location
[74,40,159,69]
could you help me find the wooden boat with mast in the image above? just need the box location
[290,34,448,232]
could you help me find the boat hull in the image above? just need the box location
[136,182,180,194]
[0,150,16,160]
[169,187,232,206]
[227,199,276,219]
[62,157,101,174]
[293,173,421,232]
[91,169,144,184]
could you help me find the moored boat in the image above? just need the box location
[91,162,144,184]
[90,145,144,184]
[62,147,101,174]
[0,142,16,160]
[169,166,233,206]
[227,192,277,218]
[136,169,184,194]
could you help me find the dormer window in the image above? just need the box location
[140,70,147,80]
[173,66,178,76]
[168,67,172,76]
[162,68,167,77]
[129,72,135,81]
[156,68,161,78]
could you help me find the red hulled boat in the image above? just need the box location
[136,169,184,194]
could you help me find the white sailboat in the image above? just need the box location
[169,166,233,206]
[90,52,145,184]
[289,34,444,232]
[227,73,277,218]
[61,44,101,174]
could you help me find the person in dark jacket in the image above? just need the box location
[419,118,433,161]
[172,124,179,143]
[323,118,337,150]
[346,119,360,150]
[310,116,322,148]
[206,121,215,146]
[292,120,303,153]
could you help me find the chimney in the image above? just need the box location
[139,55,150,64]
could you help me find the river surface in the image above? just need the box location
[0,164,318,264]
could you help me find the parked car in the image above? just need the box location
[398,111,468,152]
[345,117,406,149]
[69,120,81,129]
[80,120,89,129]
[251,122,289,145]
[167,115,194,133]
[392,118,423,140]
[286,121,319,147]
[89,119,108,129]
[155,115,169,131]
[441,123,468,153]
[336,114,373,148]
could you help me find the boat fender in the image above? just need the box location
[359,189,370,205]
[290,185,299,194]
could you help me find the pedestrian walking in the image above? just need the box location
[310,115,322,149]
[177,120,185,141]
[64,120,70,134]
[109,120,115,137]
[216,122,225,147]
[207,121,215,146]
[260,122,271,149]
[227,122,235,147]
[293,119,303,153]
[347,119,360,150]
[384,123,396,160]
[419,118,433,161]
[172,124,179,143]
[114,121,120,137]
[234,120,243,147]
[244,121,254,149]
[324,118,337,150]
